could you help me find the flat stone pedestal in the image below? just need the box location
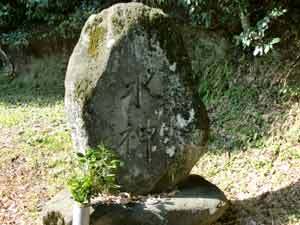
[43,175,229,225]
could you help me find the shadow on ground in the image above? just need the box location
[217,179,300,225]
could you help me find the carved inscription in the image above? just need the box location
[145,119,156,163]
[118,72,161,163]
[119,127,133,155]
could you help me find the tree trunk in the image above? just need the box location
[0,47,14,77]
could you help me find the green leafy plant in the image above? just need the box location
[0,0,105,47]
[236,7,287,56]
[177,0,214,27]
[67,145,121,205]
[0,0,293,54]
[139,0,288,56]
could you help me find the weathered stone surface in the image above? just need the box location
[42,175,228,225]
[65,2,209,194]
[42,190,75,225]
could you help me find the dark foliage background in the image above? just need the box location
[0,0,299,53]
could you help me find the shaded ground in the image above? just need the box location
[218,180,300,225]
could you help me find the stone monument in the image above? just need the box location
[43,3,228,225]
[64,2,209,194]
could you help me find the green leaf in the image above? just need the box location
[270,37,280,45]
[67,144,122,204]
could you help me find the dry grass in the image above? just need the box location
[0,56,73,225]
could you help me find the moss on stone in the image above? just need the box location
[130,7,195,94]
[75,79,93,104]
[88,25,107,58]
[148,14,186,69]
[112,15,125,35]
[129,7,187,72]
[149,9,165,24]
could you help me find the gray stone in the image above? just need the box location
[65,2,209,194]
[42,175,228,225]
[42,190,74,225]
[42,190,94,225]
